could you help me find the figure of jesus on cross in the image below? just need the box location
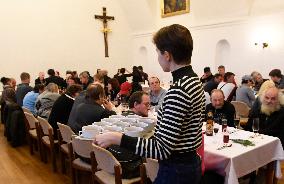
[95,7,114,57]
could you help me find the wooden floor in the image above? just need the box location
[0,124,70,184]
[0,123,284,184]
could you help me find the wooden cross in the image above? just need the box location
[94,7,114,57]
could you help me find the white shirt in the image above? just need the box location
[217,82,236,100]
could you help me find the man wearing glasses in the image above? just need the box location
[122,91,150,117]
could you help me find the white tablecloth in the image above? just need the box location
[204,127,284,184]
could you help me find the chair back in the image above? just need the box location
[37,116,53,135]
[71,135,93,158]
[231,101,251,118]
[92,143,121,174]
[22,107,32,114]
[57,122,75,143]
[24,112,38,129]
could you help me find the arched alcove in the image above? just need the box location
[215,39,231,69]
[138,46,148,66]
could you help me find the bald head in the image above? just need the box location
[211,89,225,109]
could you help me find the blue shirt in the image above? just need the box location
[23,91,39,114]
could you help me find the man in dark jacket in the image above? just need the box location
[205,89,235,127]
[45,69,65,89]
[68,83,115,133]
[16,72,33,106]
[48,84,82,137]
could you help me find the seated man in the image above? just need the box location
[251,71,267,92]
[23,84,45,115]
[269,69,284,89]
[122,91,150,117]
[48,84,83,136]
[245,87,284,145]
[205,89,235,127]
[149,77,167,111]
[217,72,237,101]
[204,73,222,94]
[200,67,213,84]
[236,75,255,108]
[70,83,115,134]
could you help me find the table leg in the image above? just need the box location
[266,161,275,184]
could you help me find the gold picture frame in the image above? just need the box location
[161,0,190,18]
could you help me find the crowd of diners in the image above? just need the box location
[0,24,284,183]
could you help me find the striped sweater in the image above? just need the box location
[121,65,205,160]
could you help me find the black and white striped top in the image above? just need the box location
[121,65,205,160]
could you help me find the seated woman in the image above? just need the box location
[35,83,60,119]
[70,83,115,134]
[107,78,120,101]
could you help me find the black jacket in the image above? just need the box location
[69,100,116,133]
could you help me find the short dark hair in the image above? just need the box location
[108,78,120,90]
[20,72,30,81]
[33,84,45,93]
[1,77,11,85]
[138,66,143,71]
[129,91,148,108]
[47,69,55,76]
[204,67,211,73]
[218,65,225,69]
[86,83,105,101]
[269,69,282,78]
[65,84,83,97]
[120,68,126,74]
[224,72,235,82]
[153,24,193,65]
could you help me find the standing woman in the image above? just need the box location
[95,24,205,184]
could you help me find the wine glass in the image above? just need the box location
[252,118,260,137]
[234,118,240,130]
[213,123,219,136]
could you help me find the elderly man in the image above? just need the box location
[269,69,284,89]
[79,71,93,90]
[149,77,167,111]
[246,87,284,145]
[205,89,235,127]
[122,91,150,117]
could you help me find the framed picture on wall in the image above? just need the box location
[161,0,190,18]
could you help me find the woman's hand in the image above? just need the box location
[94,132,123,148]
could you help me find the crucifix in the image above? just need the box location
[94,7,114,57]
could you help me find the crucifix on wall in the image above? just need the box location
[94,7,114,57]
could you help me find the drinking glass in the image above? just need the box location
[234,118,240,130]
[213,123,219,136]
[252,118,260,137]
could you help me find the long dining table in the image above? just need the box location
[203,126,284,184]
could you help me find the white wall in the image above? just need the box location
[0,0,133,85]
[130,2,284,85]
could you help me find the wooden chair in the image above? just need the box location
[231,101,251,118]
[57,122,75,174]
[140,158,159,184]
[91,144,141,184]
[69,135,93,184]
[37,116,58,172]
[24,112,41,155]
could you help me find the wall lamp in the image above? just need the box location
[254,42,269,49]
